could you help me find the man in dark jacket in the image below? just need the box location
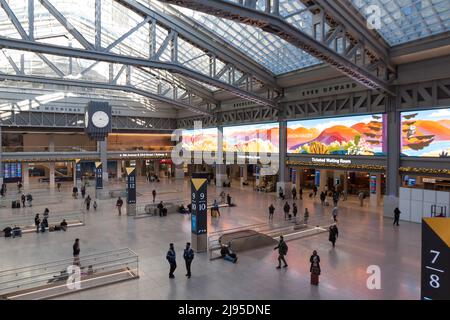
[34,214,40,233]
[274,235,288,269]
[283,202,290,220]
[157,201,164,217]
[329,224,339,247]
[292,203,298,219]
[320,191,326,206]
[73,239,80,266]
[152,189,156,203]
[292,186,297,200]
[393,207,401,226]
[166,243,176,279]
[268,204,275,220]
[183,242,194,279]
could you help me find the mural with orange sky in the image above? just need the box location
[401,108,450,157]
[287,114,386,156]
[223,123,279,153]
[182,128,218,152]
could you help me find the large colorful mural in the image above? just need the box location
[287,114,386,156]
[181,128,218,152]
[400,108,450,157]
[223,122,279,153]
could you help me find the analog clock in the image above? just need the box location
[91,111,109,128]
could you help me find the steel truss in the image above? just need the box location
[158,0,396,94]
[0,110,177,131]
[0,0,279,112]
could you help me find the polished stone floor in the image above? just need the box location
[0,177,421,300]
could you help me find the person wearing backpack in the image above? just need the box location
[166,243,177,279]
[274,235,288,269]
[183,242,194,279]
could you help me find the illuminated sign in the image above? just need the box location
[223,122,279,153]
[118,152,169,158]
[311,157,352,164]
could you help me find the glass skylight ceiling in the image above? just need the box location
[352,0,450,46]
[164,0,321,75]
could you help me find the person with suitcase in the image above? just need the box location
[310,250,321,285]
[166,243,177,279]
[183,242,194,279]
[274,235,288,269]
[283,202,290,220]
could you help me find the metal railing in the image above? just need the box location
[2,146,97,152]
[0,248,139,300]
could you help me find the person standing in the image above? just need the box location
[226,194,232,206]
[310,250,321,285]
[57,182,61,192]
[393,207,401,226]
[332,206,338,222]
[166,243,177,279]
[73,239,80,266]
[299,187,303,200]
[358,191,365,207]
[152,189,156,203]
[72,186,78,199]
[81,185,86,199]
[268,204,275,220]
[44,208,50,220]
[292,186,297,200]
[292,203,298,219]
[34,214,40,233]
[85,195,91,211]
[283,202,290,220]
[183,242,194,279]
[116,197,123,216]
[312,185,318,197]
[328,224,339,247]
[157,201,164,217]
[93,200,97,211]
[278,187,285,200]
[274,235,288,269]
[320,191,326,206]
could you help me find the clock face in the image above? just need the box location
[91,111,109,128]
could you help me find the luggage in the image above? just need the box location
[3,227,12,238]
[288,214,292,219]
[162,208,168,216]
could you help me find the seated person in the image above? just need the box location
[187,203,192,213]
[220,243,237,263]
[211,200,220,217]
[3,226,12,238]
[60,219,68,231]
[157,201,164,217]
[12,225,22,238]
[178,205,188,214]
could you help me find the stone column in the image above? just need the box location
[154,160,160,177]
[384,103,400,217]
[295,166,301,191]
[49,162,55,191]
[216,126,227,187]
[0,125,3,186]
[135,159,143,176]
[319,169,328,192]
[98,138,108,183]
[22,162,29,188]
[116,160,122,179]
[240,165,248,186]
[343,171,349,193]
[276,121,291,198]
[175,164,184,179]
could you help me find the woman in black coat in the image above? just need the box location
[310,250,321,285]
[328,225,339,247]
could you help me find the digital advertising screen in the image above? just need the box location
[287,114,386,156]
[223,122,279,153]
[400,107,450,157]
[181,128,218,152]
[3,163,22,179]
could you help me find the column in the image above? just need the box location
[48,134,55,152]
[135,159,142,176]
[384,104,400,217]
[0,125,3,186]
[116,160,122,179]
[154,160,160,177]
[73,162,77,186]
[319,169,328,192]
[295,166,301,191]
[343,171,348,194]
[175,164,184,179]
[49,162,55,191]
[216,126,227,187]
[22,163,29,188]
[240,165,248,186]
[276,121,291,198]
[98,138,108,183]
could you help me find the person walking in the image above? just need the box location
[320,191,326,206]
[73,239,80,266]
[278,187,285,200]
[57,182,61,192]
[72,186,78,199]
[183,242,194,279]
[393,207,401,226]
[310,250,321,285]
[292,203,298,219]
[93,200,97,211]
[299,187,303,200]
[21,194,26,208]
[328,224,339,247]
[268,204,275,221]
[274,235,288,269]
[304,208,310,224]
[44,208,49,220]
[333,191,339,207]
[332,206,339,222]
[116,197,123,216]
[81,185,86,199]
[85,195,91,211]
[34,214,40,233]
[166,243,177,279]
[283,202,290,220]
[312,185,318,197]
[152,189,156,203]
[358,191,365,207]
[292,186,297,200]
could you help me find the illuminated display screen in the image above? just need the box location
[287,114,386,156]
[401,107,450,157]
[223,122,279,153]
[3,162,22,179]
[182,128,218,152]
